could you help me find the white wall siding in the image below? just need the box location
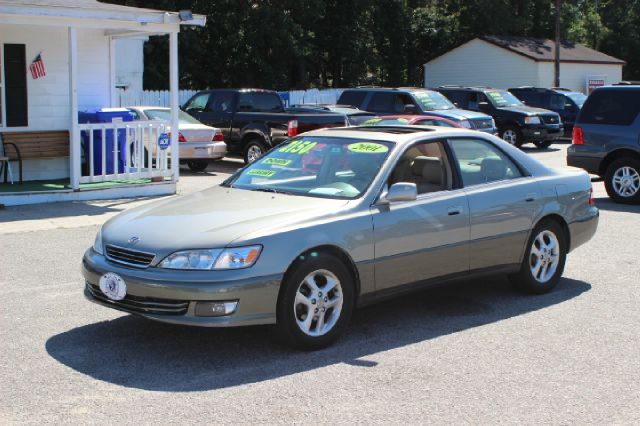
[537,62,623,93]
[424,39,538,89]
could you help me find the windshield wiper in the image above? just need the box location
[249,187,292,195]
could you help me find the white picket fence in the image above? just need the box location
[116,88,345,108]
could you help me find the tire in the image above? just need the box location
[243,139,269,164]
[604,157,640,204]
[510,219,567,294]
[533,140,553,149]
[273,252,355,350]
[129,144,149,168]
[501,125,523,148]
[186,160,209,172]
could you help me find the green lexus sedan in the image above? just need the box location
[83,126,598,349]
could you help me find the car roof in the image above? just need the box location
[437,86,505,92]
[300,125,474,143]
[343,87,433,93]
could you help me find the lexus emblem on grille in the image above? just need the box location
[128,236,140,245]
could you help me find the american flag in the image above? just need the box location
[29,54,46,79]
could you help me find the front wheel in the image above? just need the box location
[533,140,553,149]
[243,139,268,164]
[510,220,567,294]
[273,253,354,350]
[604,157,640,204]
[500,125,523,148]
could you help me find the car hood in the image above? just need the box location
[499,106,558,116]
[101,186,349,257]
[428,108,491,121]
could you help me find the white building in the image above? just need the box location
[424,36,625,94]
[0,0,205,206]
[115,37,147,93]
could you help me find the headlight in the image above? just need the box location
[159,245,262,270]
[458,119,472,128]
[93,228,104,255]
[524,116,541,124]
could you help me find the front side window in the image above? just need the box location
[224,137,394,199]
[411,90,455,111]
[449,138,522,186]
[238,92,283,112]
[549,94,568,110]
[485,90,524,108]
[389,141,452,194]
[184,93,211,113]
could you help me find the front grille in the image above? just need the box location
[541,115,560,125]
[471,118,494,129]
[87,283,189,315]
[105,244,155,268]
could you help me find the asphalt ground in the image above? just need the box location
[1,141,639,424]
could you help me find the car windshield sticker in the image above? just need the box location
[414,92,437,109]
[487,92,507,104]
[347,142,389,153]
[262,158,292,166]
[247,169,277,178]
[362,118,382,125]
[397,118,409,123]
[279,140,318,155]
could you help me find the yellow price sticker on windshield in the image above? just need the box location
[247,169,277,178]
[363,118,382,125]
[348,142,389,153]
[279,140,318,155]
[262,158,292,166]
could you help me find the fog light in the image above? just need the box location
[195,301,238,317]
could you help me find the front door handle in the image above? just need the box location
[447,206,463,216]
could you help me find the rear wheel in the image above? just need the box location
[604,157,640,204]
[273,253,354,350]
[243,139,269,164]
[501,125,523,148]
[533,140,553,149]
[186,160,209,172]
[510,219,567,294]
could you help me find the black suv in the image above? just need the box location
[509,87,587,133]
[567,85,640,204]
[436,86,563,149]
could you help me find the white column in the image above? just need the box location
[109,36,117,107]
[169,31,179,183]
[68,27,80,190]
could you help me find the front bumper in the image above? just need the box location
[568,207,599,252]
[82,249,281,327]
[522,124,564,141]
[179,141,227,160]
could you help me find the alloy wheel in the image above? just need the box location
[502,129,517,145]
[612,166,640,197]
[246,145,264,163]
[529,230,560,283]
[294,269,343,337]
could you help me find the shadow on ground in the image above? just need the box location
[46,276,590,392]
[594,197,640,213]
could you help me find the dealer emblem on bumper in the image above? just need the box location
[99,272,127,301]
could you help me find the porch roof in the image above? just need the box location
[0,0,206,30]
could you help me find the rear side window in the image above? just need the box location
[440,91,467,108]
[449,138,522,187]
[338,91,367,108]
[238,92,283,112]
[367,93,396,112]
[579,89,640,126]
[184,93,211,113]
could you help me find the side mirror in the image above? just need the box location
[478,101,491,112]
[403,104,417,115]
[379,183,417,204]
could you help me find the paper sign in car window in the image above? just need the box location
[348,142,389,153]
[279,140,318,155]
[487,92,506,104]
[247,169,277,178]
[262,158,292,166]
[362,118,382,125]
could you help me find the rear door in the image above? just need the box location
[447,137,542,270]
[371,140,470,291]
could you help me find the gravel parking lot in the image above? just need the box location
[1,141,639,424]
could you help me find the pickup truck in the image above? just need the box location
[182,89,347,163]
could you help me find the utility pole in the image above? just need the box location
[554,0,561,87]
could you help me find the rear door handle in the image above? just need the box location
[525,192,537,202]
[447,206,463,216]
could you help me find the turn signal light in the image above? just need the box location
[288,119,298,137]
[572,126,584,145]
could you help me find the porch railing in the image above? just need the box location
[78,120,174,184]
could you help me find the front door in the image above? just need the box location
[371,140,470,291]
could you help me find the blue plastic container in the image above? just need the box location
[80,108,135,175]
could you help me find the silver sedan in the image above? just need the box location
[82,126,599,349]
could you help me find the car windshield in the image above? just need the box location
[565,92,587,108]
[411,91,455,111]
[224,137,394,199]
[485,90,524,108]
[144,109,203,125]
[361,117,412,126]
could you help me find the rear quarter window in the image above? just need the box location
[579,89,640,126]
[338,91,367,108]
